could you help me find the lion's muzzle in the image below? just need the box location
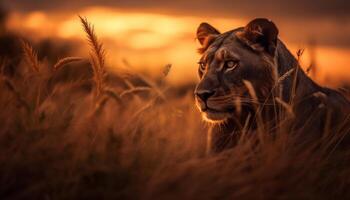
[195,89,215,111]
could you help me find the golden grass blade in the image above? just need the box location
[20,39,40,72]
[132,98,156,119]
[104,88,123,104]
[122,79,142,102]
[89,54,103,97]
[120,87,153,98]
[238,113,252,144]
[290,48,304,104]
[243,80,265,144]
[233,97,242,116]
[277,68,294,84]
[79,16,105,69]
[79,16,106,98]
[275,97,295,118]
[136,73,167,101]
[163,64,172,77]
[242,80,258,105]
[94,96,109,115]
[94,90,123,114]
[296,48,304,62]
[53,57,84,70]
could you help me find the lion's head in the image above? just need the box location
[195,18,279,123]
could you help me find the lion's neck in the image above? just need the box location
[209,41,327,153]
[275,41,321,102]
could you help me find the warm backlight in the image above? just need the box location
[7,7,350,85]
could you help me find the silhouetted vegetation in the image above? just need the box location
[0,14,349,200]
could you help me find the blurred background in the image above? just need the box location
[0,2,349,199]
[1,0,349,86]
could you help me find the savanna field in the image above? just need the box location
[1,11,350,200]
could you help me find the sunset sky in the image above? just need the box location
[2,0,350,85]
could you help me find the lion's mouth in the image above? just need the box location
[201,108,232,122]
[196,99,232,122]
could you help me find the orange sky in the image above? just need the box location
[6,7,350,86]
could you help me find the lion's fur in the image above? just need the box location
[195,19,350,153]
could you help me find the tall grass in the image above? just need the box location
[79,16,106,98]
[53,57,84,70]
[0,17,349,200]
[20,39,40,72]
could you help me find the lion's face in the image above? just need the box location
[194,18,279,123]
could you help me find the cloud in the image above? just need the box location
[3,0,350,47]
[3,0,350,20]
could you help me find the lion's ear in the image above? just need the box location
[237,18,279,56]
[196,22,220,46]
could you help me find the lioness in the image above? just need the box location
[194,18,350,153]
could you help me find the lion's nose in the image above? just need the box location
[195,90,215,103]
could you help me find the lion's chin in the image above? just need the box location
[201,110,231,124]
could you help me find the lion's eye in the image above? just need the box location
[198,62,206,71]
[225,60,239,72]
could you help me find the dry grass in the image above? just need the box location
[0,18,349,200]
[79,16,106,98]
[20,39,40,72]
[277,68,294,84]
[53,57,84,70]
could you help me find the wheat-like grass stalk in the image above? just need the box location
[90,54,104,97]
[275,97,294,118]
[243,80,265,143]
[162,64,172,77]
[290,49,304,104]
[233,97,242,116]
[296,48,304,62]
[238,113,252,144]
[120,87,153,98]
[20,39,40,72]
[94,96,109,115]
[93,88,123,114]
[79,16,106,98]
[132,98,157,119]
[53,57,84,70]
[121,59,167,101]
[122,79,143,103]
[277,68,295,84]
[242,80,258,105]
[104,88,123,104]
[124,72,167,101]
